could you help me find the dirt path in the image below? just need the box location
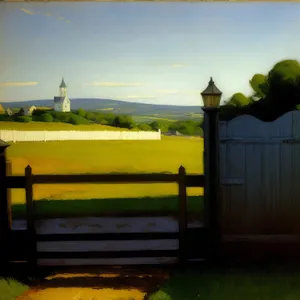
[16,267,170,300]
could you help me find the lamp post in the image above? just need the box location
[201,77,222,263]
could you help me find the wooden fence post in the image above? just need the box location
[25,165,37,272]
[178,165,187,265]
[203,108,221,263]
[0,140,10,273]
[6,161,12,230]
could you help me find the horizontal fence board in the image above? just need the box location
[36,232,179,241]
[186,175,205,187]
[6,174,204,187]
[222,234,300,243]
[32,174,179,184]
[37,250,178,259]
[37,240,178,252]
[6,176,26,188]
[38,257,177,266]
[12,217,204,234]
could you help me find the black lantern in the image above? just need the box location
[201,77,222,108]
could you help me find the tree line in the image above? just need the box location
[0,107,204,136]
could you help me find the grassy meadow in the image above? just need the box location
[5,134,204,218]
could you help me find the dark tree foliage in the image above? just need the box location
[219,59,300,122]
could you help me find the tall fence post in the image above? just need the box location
[0,140,10,273]
[203,107,221,263]
[25,165,37,272]
[6,161,12,230]
[178,165,187,266]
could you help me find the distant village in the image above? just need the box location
[0,78,71,117]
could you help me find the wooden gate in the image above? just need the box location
[6,165,205,268]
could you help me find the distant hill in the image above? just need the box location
[1,98,203,121]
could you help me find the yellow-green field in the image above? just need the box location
[0,121,130,131]
[6,134,204,218]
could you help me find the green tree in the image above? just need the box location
[249,74,268,99]
[227,93,251,108]
[77,108,86,118]
[112,115,135,129]
[149,121,169,132]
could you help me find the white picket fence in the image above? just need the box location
[0,129,161,142]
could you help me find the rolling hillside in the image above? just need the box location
[1,98,203,121]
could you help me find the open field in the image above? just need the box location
[132,115,176,123]
[149,267,300,300]
[0,121,130,131]
[7,136,204,218]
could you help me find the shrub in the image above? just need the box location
[50,111,72,123]
[40,113,53,122]
[100,119,109,125]
[85,112,96,121]
[68,114,90,125]
[15,116,31,123]
[0,114,13,121]
[137,123,152,131]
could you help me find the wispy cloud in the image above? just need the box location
[171,64,186,68]
[86,82,144,87]
[0,82,39,87]
[156,89,179,95]
[20,8,35,15]
[19,8,70,24]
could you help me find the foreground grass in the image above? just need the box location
[7,137,203,212]
[12,195,204,219]
[0,121,130,131]
[0,278,28,300]
[148,268,300,300]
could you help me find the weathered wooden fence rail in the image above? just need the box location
[5,165,205,268]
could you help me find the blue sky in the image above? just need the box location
[1,2,300,106]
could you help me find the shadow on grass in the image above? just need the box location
[31,266,171,293]
[0,263,40,300]
[0,277,29,300]
[12,195,204,219]
[147,265,300,300]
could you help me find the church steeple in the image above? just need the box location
[59,77,67,97]
[59,78,67,88]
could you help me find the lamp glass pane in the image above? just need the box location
[202,94,221,108]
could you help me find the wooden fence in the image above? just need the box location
[5,165,205,268]
[0,129,161,142]
[219,111,300,261]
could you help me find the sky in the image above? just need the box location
[0,2,300,106]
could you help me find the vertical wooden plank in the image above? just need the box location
[6,160,12,230]
[219,121,228,235]
[290,111,300,233]
[25,165,37,271]
[178,165,187,265]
